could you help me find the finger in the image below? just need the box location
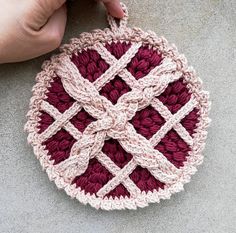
[28,0,67,28]
[101,0,124,18]
[36,0,67,17]
[36,5,67,55]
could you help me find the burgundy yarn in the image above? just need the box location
[100,77,131,104]
[38,42,200,198]
[70,109,95,133]
[46,77,75,113]
[71,49,109,83]
[105,41,131,59]
[102,139,133,168]
[158,78,191,114]
[106,184,130,198]
[131,106,166,140]
[155,130,190,168]
[43,129,76,165]
[127,45,162,80]
[181,108,199,136]
[73,158,113,195]
[130,166,165,192]
[38,111,54,134]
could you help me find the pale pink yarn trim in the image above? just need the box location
[25,3,211,210]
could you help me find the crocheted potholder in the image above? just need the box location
[25,3,211,210]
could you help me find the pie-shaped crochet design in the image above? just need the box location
[25,3,211,210]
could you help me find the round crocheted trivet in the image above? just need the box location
[25,3,211,210]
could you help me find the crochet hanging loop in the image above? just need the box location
[107,2,129,32]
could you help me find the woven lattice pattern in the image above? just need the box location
[37,41,199,198]
[25,3,210,210]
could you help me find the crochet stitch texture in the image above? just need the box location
[25,3,211,210]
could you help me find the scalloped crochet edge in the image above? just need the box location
[25,26,211,210]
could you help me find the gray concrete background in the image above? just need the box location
[0,0,235,232]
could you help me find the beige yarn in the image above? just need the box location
[25,3,211,210]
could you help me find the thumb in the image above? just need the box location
[27,0,67,30]
[36,5,67,55]
[36,0,67,17]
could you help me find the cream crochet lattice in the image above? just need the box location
[25,3,211,210]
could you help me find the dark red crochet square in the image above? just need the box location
[43,129,76,165]
[158,79,191,114]
[46,77,76,113]
[155,130,190,168]
[105,41,131,59]
[73,158,114,195]
[70,108,95,133]
[102,139,133,169]
[131,106,166,139]
[38,111,54,133]
[127,45,162,80]
[71,49,109,83]
[129,166,165,192]
[99,76,131,104]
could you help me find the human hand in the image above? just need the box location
[0,0,123,64]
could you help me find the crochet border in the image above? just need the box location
[25,26,211,210]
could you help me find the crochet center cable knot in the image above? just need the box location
[106,107,128,132]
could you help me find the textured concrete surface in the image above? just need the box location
[0,1,235,232]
